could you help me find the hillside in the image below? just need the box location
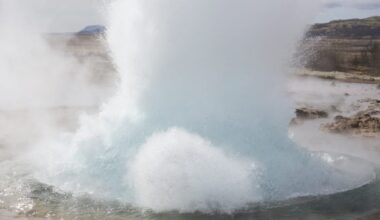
[78,25,106,35]
[301,17,380,76]
[307,16,380,39]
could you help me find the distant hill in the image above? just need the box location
[78,25,106,35]
[307,16,380,39]
[301,17,380,76]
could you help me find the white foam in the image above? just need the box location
[129,127,259,213]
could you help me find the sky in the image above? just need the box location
[0,0,107,32]
[0,0,379,32]
[316,0,380,23]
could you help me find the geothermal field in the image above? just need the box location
[0,1,380,220]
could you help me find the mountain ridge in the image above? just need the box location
[307,16,380,39]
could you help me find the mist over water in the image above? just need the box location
[2,0,377,215]
[0,1,110,110]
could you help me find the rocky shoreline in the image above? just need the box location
[292,99,380,137]
[291,70,380,138]
[296,69,380,84]
[322,99,380,136]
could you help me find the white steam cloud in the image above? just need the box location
[1,0,376,216]
[0,1,114,159]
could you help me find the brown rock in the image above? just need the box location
[322,106,380,135]
[295,108,328,120]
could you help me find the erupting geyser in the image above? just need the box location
[34,0,375,214]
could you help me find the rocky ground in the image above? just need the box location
[322,99,380,136]
[296,69,380,84]
[288,73,380,166]
[294,16,380,143]
[291,70,380,137]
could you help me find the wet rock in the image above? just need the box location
[289,118,301,126]
[295,108,328,120]
[322,102,380,135]
[290,108,329,126]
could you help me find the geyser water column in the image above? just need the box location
[39,0,373,214]
[106,0,325,202]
